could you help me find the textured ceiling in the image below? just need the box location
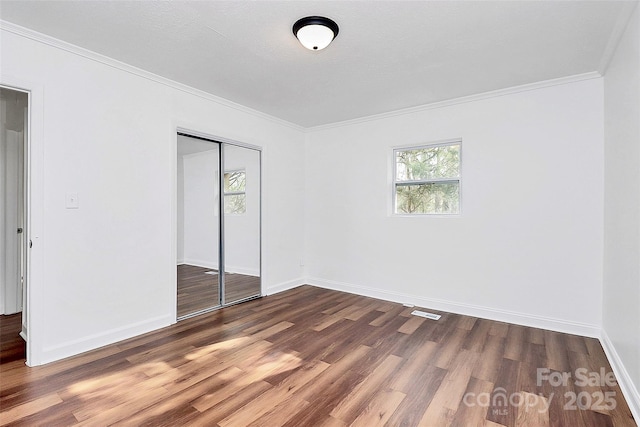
[0,1,635,127]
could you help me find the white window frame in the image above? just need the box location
[393,139,462,216]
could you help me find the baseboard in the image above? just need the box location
[600,329,640,422]
[226,266,260,277]
[181,258,219,270]
[20,325,27,342]
[180,258,259,277]
[33,278,302,365]
[306,277,600,338]
[265,278,305,296]
[33,314,174,366]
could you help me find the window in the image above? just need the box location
[224,170,246,214]
[394,141,461,214]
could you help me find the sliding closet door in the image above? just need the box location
[177,135,221,318]
[221,144,261,305]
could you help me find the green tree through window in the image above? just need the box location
[224,170,246,214]
[395,142,461,214]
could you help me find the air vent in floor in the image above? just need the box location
[411,310,441,320]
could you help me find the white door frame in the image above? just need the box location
[1,78,44,367]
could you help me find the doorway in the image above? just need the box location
[176,132,261,319]
[1,86,29,341]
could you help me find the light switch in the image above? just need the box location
[66,192,79,209]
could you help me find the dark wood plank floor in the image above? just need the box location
[0,313,24,365]
[223,270,261,305]
[177,264,261,318]
[0,286,636,426]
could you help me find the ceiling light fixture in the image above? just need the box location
[292,16,339,51]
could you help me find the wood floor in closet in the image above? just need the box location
[177,264,261,317]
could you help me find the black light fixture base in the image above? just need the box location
[292,16,340,40]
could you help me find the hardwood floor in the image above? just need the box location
[223,271,261,305]
[0,313,24,365]
[177,264,261,318]
[1,286,636,426]
[177,264,220,317]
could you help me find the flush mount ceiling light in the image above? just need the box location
[292,16,339,51]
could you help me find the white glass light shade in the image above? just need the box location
[296,24,335,51]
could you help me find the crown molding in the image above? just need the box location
[0,20,306,133]
[0,19,610,134]
[308,71,603,132]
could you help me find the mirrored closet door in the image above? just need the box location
[176,133,261,319]
[222,144,261,305]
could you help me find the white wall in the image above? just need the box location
[2,129,22,315]
[1,93,26,316]
[182,149,220,269]
[0,99,6,314]
[0,26,306,365]
[176,154,185,263]
[306,78,604,335]
[603,3,640,418]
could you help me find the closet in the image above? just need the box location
[176,132,261,319]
